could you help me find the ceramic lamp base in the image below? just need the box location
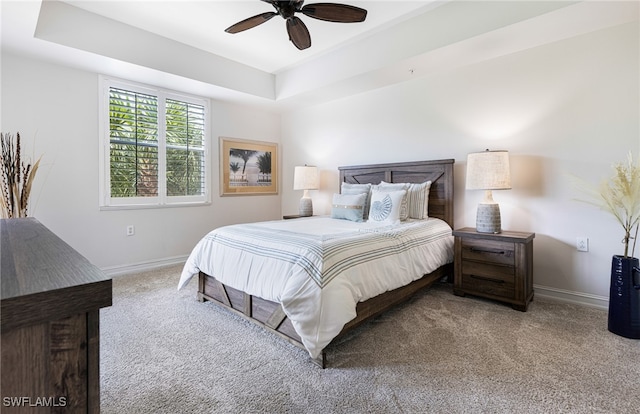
[299,197,313,217]
[476,203,501,233]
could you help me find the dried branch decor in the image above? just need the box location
[578,152,640,258]
[1,132,42,218]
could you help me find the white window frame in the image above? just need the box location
[99,76,211,209]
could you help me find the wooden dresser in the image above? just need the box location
[453,227,535,311]
[1,218,112,413]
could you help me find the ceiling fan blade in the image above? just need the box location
[286,16,311,50]
[225,12,278,34]
[300,3,367,23]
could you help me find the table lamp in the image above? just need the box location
[466,149,511,233]
[293,165,319,217]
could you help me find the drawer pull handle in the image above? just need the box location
[470,247,506,255]
[470,274,505,283]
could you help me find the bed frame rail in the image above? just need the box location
[198,272,326,365]
[198,263,452,368]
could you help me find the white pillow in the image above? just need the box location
[373,183,409,220]
[381,181,432,219]
[368,189,406,225]
[410,181,431,219]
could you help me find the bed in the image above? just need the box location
[179,159,455,367]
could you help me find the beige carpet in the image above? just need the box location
[100,264,640,413]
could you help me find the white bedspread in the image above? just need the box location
[178,216,453,359]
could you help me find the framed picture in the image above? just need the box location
[220,137,278,196]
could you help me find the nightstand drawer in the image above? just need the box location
[461,260,514,280]
[460,238,515,266]
[461,272,515,298]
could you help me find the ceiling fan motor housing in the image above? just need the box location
[273,1,300,19]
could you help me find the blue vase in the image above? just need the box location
[608,255,640,339]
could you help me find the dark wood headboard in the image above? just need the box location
[338,159,454,228]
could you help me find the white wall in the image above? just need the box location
[2,19,638,305]
[1,53,281,272]
[281,22,639,303]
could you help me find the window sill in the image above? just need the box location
[99,201,211,211]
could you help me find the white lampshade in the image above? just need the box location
[466,150,511,190]
[293,165,318,217]
[293,166,319,190]
[466,150,511,234]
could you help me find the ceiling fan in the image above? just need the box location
[225,0,368,50]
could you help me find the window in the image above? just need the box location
[99,77,210,208]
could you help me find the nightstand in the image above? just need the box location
[453,227,535,311]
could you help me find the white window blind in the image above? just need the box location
[165,99,206,197]
[100,77,210,208]
[109,88,159,198]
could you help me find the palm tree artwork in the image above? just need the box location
[257,152,272,183]
[228,148,272,186]
[229,161,241,184]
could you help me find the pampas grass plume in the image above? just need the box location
[577,152,640,258]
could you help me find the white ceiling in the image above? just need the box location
[63,0,435,74]
[2,1,638,112]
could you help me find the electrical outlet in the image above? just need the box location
[577,237,588,252]
[126,225,135,236]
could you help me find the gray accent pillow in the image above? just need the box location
[341,183,372,219]
[331,192,368,222]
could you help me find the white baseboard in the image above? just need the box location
[101,255,188,277]
[534,284,608,310]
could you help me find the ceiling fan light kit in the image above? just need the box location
[225,1,367,50]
